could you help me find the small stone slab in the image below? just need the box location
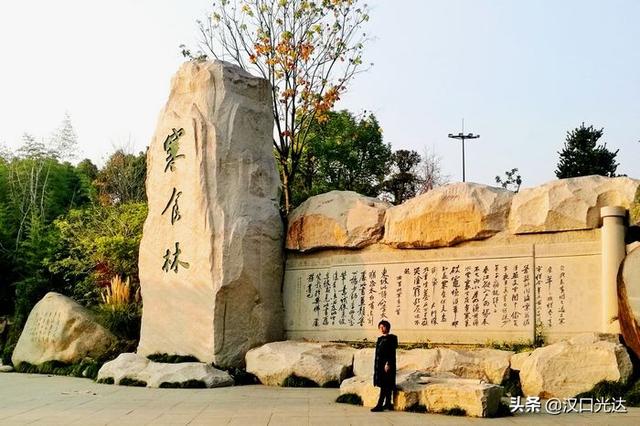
[245,341,356,386]
[97,353,233,388]
[340,370,503,417]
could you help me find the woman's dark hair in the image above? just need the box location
[378,320,391,330]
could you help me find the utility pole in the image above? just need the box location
[448,119,480,182]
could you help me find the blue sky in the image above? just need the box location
[1,0,638,188]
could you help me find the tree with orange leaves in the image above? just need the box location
[182,0,370,214]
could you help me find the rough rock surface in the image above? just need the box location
[509,175,640,234]
[383,183,513,248]
[340,370,502,417]
[245,341,356,386]
[11,292,116,368]
[436,348,512,385]
[509,351,531,372]
[619,247,640,360]
[286,191,389,251]
[97,353,233,388]
[137,60,284,368]
[519,333,633,398]
[353,347,511,384]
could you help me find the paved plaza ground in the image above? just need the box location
[1,373,639,425]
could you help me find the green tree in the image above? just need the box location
[95,150,147,205]
[293,110,391,206]
[184,0,370,214]
[0,129,94,361]
[495,168,523,192]
[382,149,422,205]
[46,202,147,306]
[77,158,99,181]
[555,123,619,178]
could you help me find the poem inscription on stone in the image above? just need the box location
[284,242,601,343]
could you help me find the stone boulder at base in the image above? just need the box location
[509,351,532,372]
[436,348,512,385]
[383,183,513,248]
[519,333,633,398]
[509,175,640,234]
[245,341,356,386]
[340,371,502,417]
[353,347,511,384]
[137,60,284,368]
[286,191,389,251]
[11,292,116,368]
[97,352,234,388]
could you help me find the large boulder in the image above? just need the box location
[509,175,640,234]
[97,352,233,388]
[286,191,389,251]
[340,371,502,417]
[137,60,284,368]
[383,183,513,248]
[353,347,511,384]
[519,333,633,398]
[245,341,356,386]
[11,292,116,368]
[436,348,512,385]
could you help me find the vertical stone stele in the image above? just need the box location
[137,60,284,368]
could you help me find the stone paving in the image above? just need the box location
[1,373,639,425]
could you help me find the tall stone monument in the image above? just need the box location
[137,60,284,368]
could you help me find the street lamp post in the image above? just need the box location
[448,119,480,182]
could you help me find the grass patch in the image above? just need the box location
[575,379,640,406]
[336,393,362,405]
[97,377,114,385]
[1,341,16,366]
[486,341,535,353]
[282,374,319,387]
[490,401,514,418]
[93,303,141,341]
[436,406,467,416]
[322,380,340,388]
[226,367,259,386]
[406,404,427,413]
[15,359,102,380]
[13,339,138,381]
[146,353,200,363]
[159,380,207,389]
[119,377,147,387]
[626,381,640,406]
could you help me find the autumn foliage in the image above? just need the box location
[184,0,370,213]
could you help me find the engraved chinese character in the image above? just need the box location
[163,128,186,172]
[162,242,190,273]
[161,187,183,224]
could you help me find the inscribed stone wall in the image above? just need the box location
[284,242,601,344]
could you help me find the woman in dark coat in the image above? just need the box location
[371,320,398,412]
